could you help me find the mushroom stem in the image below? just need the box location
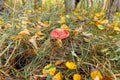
[56,39,62,48]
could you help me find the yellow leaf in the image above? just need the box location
[90,70,103,80]
[35,31,44,37]
[97,25,105,30]
[112,22,118,27]
[73,10,79,15]
[60,24,69,30]
[25,10,32,14]
[95,12,105,17]
[44,63,52,69]
[93,21,99,26]
[82,32,93,37]
[77,16,84,20]
[18,29,30,36]
[114,27,120,32]
[29,36,38,49]
[16,0,23,5]
[0,20,4,25]
[15,24,20,28]
[83,37,90,42]
[73,73,82,80]
[42,64,56,75]
[10,35,17,40]
[94,16,99,21]
[21,20,28,25]
[58,16,66,24]
[39,21,49,27]
[100,20,108,24]
[36,24,42,29]
[97,20,108,24]
[43,21,50,27]
[65,61,76,69]
[66,15,70,18]
[101,48,109,53]
[52,72,62,80]
[71,27,83,36]
[21,17,30,25]
[4,23,11,28]
[114,12,120,16]
[35,35,45,40]
[55,61,64,66]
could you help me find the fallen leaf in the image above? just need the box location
[97,25,105,30]
[103,76,112,80]
[32,75,47,79]
[58,16,66,24]
[60,24,69,30]
[29,36,38,49]
[55,61,64,66]
[83,37,90,42]
[42,63,56,75]
[114,27,120,32]
[27,49,35,55]
[65,61,76,69]
[73,73,82,80]
[115,41,120,47]
[52,72,62,80]
[90,70,103,80]
[82,32,93,37]
[18,29,30,36]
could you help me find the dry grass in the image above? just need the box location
[0,0,120,80]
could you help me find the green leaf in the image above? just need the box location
[46,74,53,80]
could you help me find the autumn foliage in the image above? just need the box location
[0,0,120,80]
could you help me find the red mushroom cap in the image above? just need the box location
[50,28,69,39]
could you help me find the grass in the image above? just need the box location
[0,0,120,80]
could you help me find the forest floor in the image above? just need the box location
[0,0,120,80]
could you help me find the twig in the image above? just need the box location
[4,40,21,66]
[4,3,14,11]
[0,42,13,57]
[93,56,117,80]
[0,69,9,76]
[115,74,120,77]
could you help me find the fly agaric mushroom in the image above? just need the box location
[50,28,69,48]
[50,28,69,39]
